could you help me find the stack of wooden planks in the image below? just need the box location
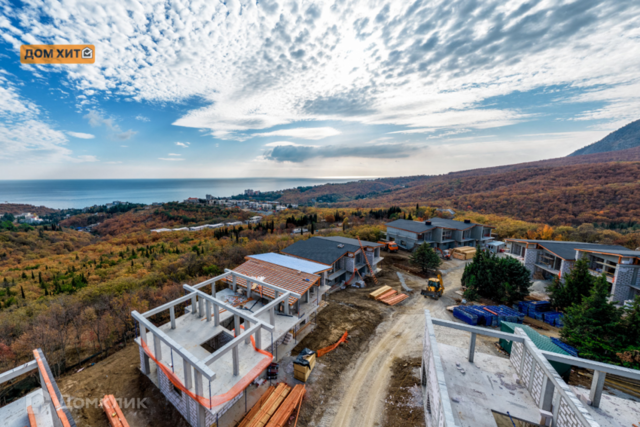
[265,384,306,427]
[369,286,393,299]
[244,383,292,427]
[238,386,276,427]
[380,293,409,306]
[101,395,130,427]
[369,285,408,306]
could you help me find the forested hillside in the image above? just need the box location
[569,119,640,156]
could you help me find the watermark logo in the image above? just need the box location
[20,45,95,64]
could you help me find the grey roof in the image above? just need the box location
[385,219,435,233]
[281,237,354,265]
[507,239,631,260]
[574,248,640,258]
[386,217,484,233]
[316,236,383,248]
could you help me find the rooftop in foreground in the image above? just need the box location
[422,310,640,427]
[0,349,76,427]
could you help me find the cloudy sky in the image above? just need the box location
[1,0,639,180]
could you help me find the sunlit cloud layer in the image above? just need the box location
[0,0,639,178]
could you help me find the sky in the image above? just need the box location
[0,0,639,180]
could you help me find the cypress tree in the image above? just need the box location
[20,286,25,299]
[561,275,623,363]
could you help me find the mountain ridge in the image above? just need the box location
[569,119,640,156]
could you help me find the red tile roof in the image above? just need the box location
[224,258,319,305]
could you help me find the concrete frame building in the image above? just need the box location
[132,259,330,427]
[504,240,640,303]
[422,310,640,427]
[385,218,495,251]
[1,349,77,427]
[280,236,383,287]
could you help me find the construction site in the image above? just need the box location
[2,246,640,427]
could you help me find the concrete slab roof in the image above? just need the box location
[506,239,629,260]
[315,236,383,248]
[247,253,331,274]
[385,219,435,233]
[225,258,319,303]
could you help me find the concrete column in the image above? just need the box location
[256,328,262,350]
[590,370,606,408]
[284,299,290,315]
[198,405,207,427]
[540,377,554,411]
[194,371,207,427]
[214,304,220,326]
[275,290,279,300]
[198,296,204,318]
[270,307,275,326]
[206,301,211,322]
[183,359,192,390]
[141,351,150,375]
[232,346,240,376]
[247,281,252,299]
[191,295,197,315]
[170,307,176,329]
[211,281,216,298]
[232,275,237,292]
[304,290,309,303]
[234,315,242,337]
[245,320,251,345]
[468,332,476,363]
[140,324,147,344]
[153,335,162,361]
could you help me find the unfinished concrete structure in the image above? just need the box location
[1,349,77,427]
[504,239,640,303]
[386,218,494,251]
[281,236,383,286]
[132,262,330,427]
[422,310,640,427]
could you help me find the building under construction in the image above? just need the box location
[0,348,77,427]
[132,253,331,427]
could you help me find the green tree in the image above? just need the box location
[410,243,441,273]
[20,286,25,299]
[462,250,530,305]
[561,275,624,363]
[548,258,594,311]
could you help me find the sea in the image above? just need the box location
[0,178,359,210]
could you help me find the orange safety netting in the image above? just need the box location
[140,327,272,409]
[316,331,348,358]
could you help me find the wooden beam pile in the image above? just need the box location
[369,286,392,299]
[101,395,130,427]
[265,384,306,427]
[381,293,409,306]
[238,386,275,427]
[246,383,291,427]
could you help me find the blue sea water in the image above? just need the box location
[0,178,356,209]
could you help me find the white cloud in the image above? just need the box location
[168,153,181,156]
[6,0,638,141]
[67,131,95,139]
[159,157,185,161]
[136,115,150,122]
[176,142,190,148]
[254,127,342,140]
[264,141,311,147]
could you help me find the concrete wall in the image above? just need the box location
[387,228,420,250]
[523,248,540,278]
[421,312,457,427]
[560,260,574,283]
[509,329,599,427]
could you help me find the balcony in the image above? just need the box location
[589,269,615,283]
[504,252,524,262]
[535,263,560,276]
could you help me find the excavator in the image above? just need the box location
[435,247,451,260]
[421,273,444,300]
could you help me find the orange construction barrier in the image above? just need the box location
[32,350,73,427]
[140,328,272,409]
[101,395,130,427]
[27,405,37,427]
[317,331,348,358]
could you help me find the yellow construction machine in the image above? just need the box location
[421,273,444,300]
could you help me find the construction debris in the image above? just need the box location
[101,394,130,427]
[293,349,317,382]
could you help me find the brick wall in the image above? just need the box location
[523,248,540,278]
[612,266,634,303]
[559,260,574,283]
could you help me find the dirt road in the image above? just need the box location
[320,266,500,427]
